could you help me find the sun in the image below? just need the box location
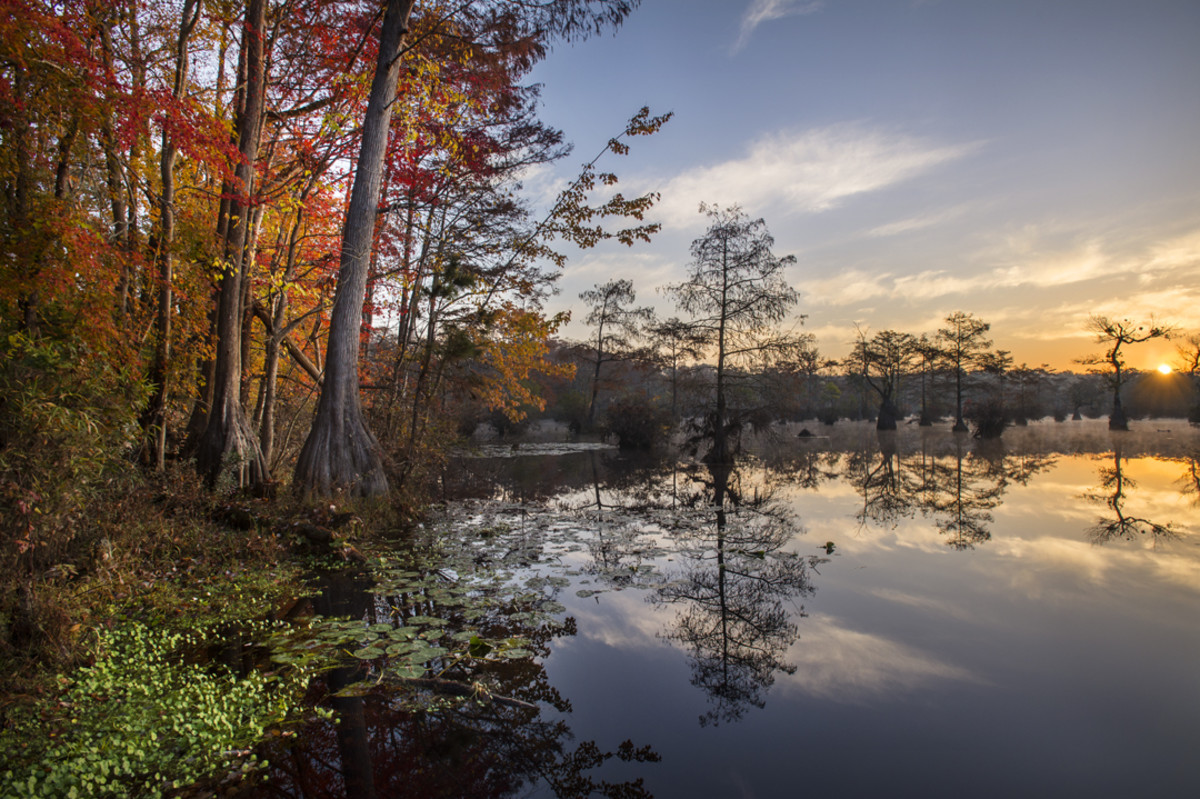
[1157,363,1173,375]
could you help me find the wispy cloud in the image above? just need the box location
[655,125,979,229]
[884,240,1114,301]
[1144,229,1200,273]
[734,0,825,53]
[780,613,982,702]
[797,268,894,306]
[868,206,968,238]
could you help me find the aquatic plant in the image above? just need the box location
[1,621,308,798]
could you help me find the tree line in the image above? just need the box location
[535,206,1197,457]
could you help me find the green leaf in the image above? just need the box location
[351,646,384,660]
[501,648,532,659]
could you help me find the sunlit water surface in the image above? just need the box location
[257,421,1200,798]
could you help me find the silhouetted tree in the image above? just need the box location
[579,279,653,426]
[646,316,708,422]
[1174,332,1200,422]
[852,327,917,430]
[667,204,803,463]
[1076,315,1172,431]
[914,334,940,425]
[1084,444,1177,545]
[936,311,992,433]
[653,463,817,726]
[920,437,1003,549]
[1009,363,1054,423]
[845,432,919,526]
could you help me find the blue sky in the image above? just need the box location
[525,0,1200,369]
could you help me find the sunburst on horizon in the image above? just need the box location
[1157,363,1173,374]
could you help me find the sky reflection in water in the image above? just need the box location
[441,421,1199,798]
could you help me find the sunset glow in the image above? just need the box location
[532,2,1200,369]
[1158,364,1173,375]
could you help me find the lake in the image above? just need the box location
[248,420,1200,798]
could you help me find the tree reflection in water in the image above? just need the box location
[1085,443,1178,546]
[651,463,821,727]
[240,543,659,798]
[841,432,1056,549]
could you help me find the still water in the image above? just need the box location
[254,421,1200,798]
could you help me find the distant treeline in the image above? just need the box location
[475,340,1197,441]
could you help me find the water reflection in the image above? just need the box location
[421,422,1200,797]
[445,424,1192,550]
[832,433,1056,548]
[243,539,659,798]
[651,463,820,727]
[1085,443,1178,546]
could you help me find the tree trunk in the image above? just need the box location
[295,0,416,497]
[876,397,899,431]
[195,0,269,489]
[258,209,305,467]
[143,0,201,471]
[1110,365,1129,430]
[952,367,968,432]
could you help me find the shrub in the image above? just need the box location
[0,334,148,575]
[967,397,1008,439]
[603,394,671,450]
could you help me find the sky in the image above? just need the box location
[523,0,1200,371]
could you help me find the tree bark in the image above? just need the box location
[294,0,416,497]
[195,0,269,489]
[142,0,201,471]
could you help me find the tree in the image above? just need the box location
[1008,363,1053,424]
[646,317,709,422]
[194,0,271,490]
[936,311,992,432]
[579,279,653,426]
[914,334,940,425]
[653,464,815,726]
[667,204,802,463]
[1076,315,1172,431]
[1085,444,1177,545]
[141,0,202,472]
[294,0,418,497]
[852,328,917,431]
[1173,331,1200,422]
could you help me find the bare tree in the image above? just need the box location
[646,317,708,423]
[579,279,653,426]
[1076,315,1172,431]
[1174,332,1200,423]
[914,334,940,426]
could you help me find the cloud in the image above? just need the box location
[1144,229,1200,273]
[780,613,982,702]
[868,205,974,238]
[797,268,893,306]
[883,241,1114,302]
[655,125,979,229]
[734,0,824,53]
